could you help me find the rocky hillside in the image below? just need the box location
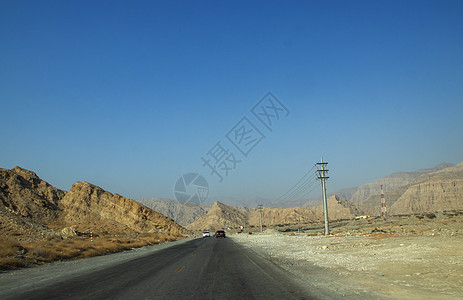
[360,185,409,216]
[247,206,318,227]
[187,201,247,231]
[60,181,186,235]
[138,198,209,227]
[389,162,463,215]
[188,197,362,231]
[349,163,453,209]
[273,162,462,218]
[352,162,462,216]
[272,163,453,211]
[0,167,186,239]
[311,195,363,221]
[0,167,65,224]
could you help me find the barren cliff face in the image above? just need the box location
[187,197,362,231]
[187,201,247,231]
[0,167,187,238]
[389,163,463,215]
[349,163,454,205]
[0,167,65,223]
[312,196,363,221]
[60,181,186,235]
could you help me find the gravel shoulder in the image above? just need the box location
[231,215,463,300]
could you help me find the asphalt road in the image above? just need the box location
[2,237,322,300]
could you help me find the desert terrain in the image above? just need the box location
[1,162,463,299]
[0,166,187,270]
[231,212,463,299]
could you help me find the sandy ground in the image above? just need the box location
[231,214,463,299]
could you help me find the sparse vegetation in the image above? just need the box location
[0,233,179,271]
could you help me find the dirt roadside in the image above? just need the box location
[231,213,463,299]
[0,238,193,297]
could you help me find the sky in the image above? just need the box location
[1,0,462,205]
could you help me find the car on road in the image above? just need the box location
[202,231,210,237]
[215,230,226,238]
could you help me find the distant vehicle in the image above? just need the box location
[215,230,226,238]
[202,231,210,237]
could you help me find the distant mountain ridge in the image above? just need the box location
[187,196,362,231]
[349,163,454,206]
[137,198,210,226]
[186,201,248,231]
[352,162,459,215]
[182,162,463,229]
[274,163,454,210]
[389,162,463,215]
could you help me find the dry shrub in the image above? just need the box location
[0,240,21,257]
[426,213,437,219]
[0,257,27,270]
[24,237,101,261]
[0,240,27,270]
[1,232,180,270]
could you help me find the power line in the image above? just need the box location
[289,183,320,203]
[281,175,318,203]
[276,164,316,201]
[276,165,319,204]
[278,174,317,203]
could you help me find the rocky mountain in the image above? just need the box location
[137,198,210,227]
[349,163,454,208]
[272,186,360,209]
[311,195,363,221]
[351,162,461,216]
[187,201,247,231]
[360,185,409,216]
[3,161,460,237]
[0,167,186,239]
[0,166,65,224]
[250,195,362,226]
[246,206,318,227]
[276,163,454,212]
[275,162,461,218]
[60,181,185,235]
[187,196,362,231]
[389,162,463,215]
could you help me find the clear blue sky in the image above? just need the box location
[1,0,462,204]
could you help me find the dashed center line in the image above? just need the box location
[175,265,184,272]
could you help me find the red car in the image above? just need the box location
[215,230,226,238]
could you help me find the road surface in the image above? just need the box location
[1,237,331,299]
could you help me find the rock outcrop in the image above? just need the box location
[349,163,453,209]
[187,201,247,231]
[3,161,461,237]
[312,195,363,221]
[0,167,187,238]
[61,181,186,235]
[389,162,463,215]
[0,167,65,223]
[187,197,362,230]
[247,206,319,227]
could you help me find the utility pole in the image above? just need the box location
[258,204,263,233]
[316,157,330,235]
